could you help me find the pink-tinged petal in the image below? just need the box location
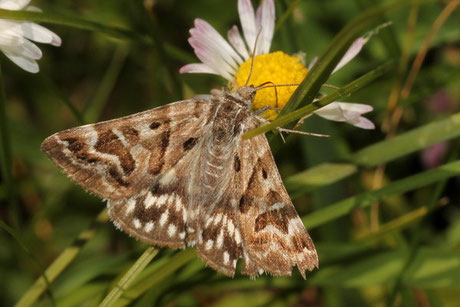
[238,0,257,51]
[315,102,375,129]
[192,19,242,67]
[347,116,375,129]
[19,38,42,59]
[15,23,61,46]
[179,63,218,75]
[3,51,39,73]
[255,0,274,54]
[332,37,368,74]
[228,25,249,59]
[189,37,234,80]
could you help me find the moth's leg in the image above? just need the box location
[254,105,280,116]
[253,115,330,140]
[277,127,330,138]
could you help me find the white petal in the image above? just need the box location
[238,0,257,52]
[188,37,234,80]
[255,0,275,54]
[314,102,372,121]
[2,38,42,59]
[227,25,249,60]
[179,63,218,75]
[314,102,352,122]
[315,102,375,129]
[0,29,25,47]
[192,19,242,67]
[0,0,32,10]
[347,116,375,129]
[332,37,368,74]
[335,102,373,114]
[3,51,39,73]
[20,23,61,46]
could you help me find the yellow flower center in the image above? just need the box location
[234,51,308,120]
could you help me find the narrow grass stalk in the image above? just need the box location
[355,203,444,241]
[99,247,159,307]
[40,75,85,125]
[84,45,130,123]
[389,143,460,304]
[16,209,110,307]
[244,61,393,139]
[0,220,54,306]
[113,249,196,307]
[401,0,460,98]
[277,0,426,118]
[0,9,149,44]
[302,160,460,229]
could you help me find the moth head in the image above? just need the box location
[235,85,257,107]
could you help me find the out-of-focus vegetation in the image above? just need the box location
[0,0,459,306]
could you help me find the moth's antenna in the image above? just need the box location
[255,83,300,91]
[256,81,279,109]
[244,28,263,87]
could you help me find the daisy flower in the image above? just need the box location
[180,0,374,129]
[0,0,61,73]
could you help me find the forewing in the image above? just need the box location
[107,149,201,248]
[41,99,213,200]
[236,133,318,278]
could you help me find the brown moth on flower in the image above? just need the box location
[42,0,374,278]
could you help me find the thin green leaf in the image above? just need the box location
[84,45,130,123]
[285,163,357,198]
[99,247,159,307]
[302,160,460,229]
[244,61,393,139]
[279,0,416,115]
[16,209,109,307]
[113,249,196,307]
[0,9,149,43]
[352,112,460,167]
[310,248,460,288]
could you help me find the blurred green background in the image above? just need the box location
[0,0,459,306]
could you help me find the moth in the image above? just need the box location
[41,85,318,278]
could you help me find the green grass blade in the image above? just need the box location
[285,112,460,198]
[113,249,196,307]
[302,160,460,229]
[16,210,109,307]
[99,247,159,307]
[285,163,357,198]
[310,248,460,287]
[278,0,420,116]
[84,45,130,123]
[354,0,402,57]
[352,112,460,167]
[0,9,149,43]
[244,62,393,139]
